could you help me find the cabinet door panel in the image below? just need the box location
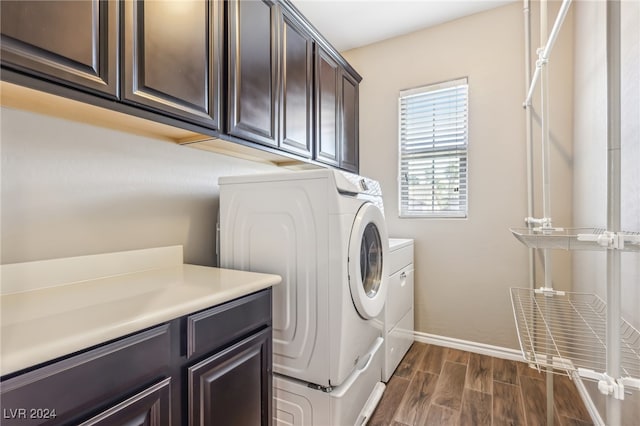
[314,47,339,166]
[187,289,271,360]
[188,328,272,426]
[79,378,171,426]
[123,0,222,128]
[228,0,279,146]
[0,325,170,426]
[340,71,359,172]
[280,12,313,157]
[0,0,117,97]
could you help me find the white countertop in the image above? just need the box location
[0,247,281,376]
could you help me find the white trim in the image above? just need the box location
[413,331,524,362]
[400,77,468,98]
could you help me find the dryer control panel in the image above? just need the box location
[335,171,385,215]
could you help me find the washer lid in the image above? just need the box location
[348,202,389,319]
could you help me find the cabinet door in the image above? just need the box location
[280,10,313,157]
[340,71,359,173]
[0,325,170,426]
[314,47,340,167]
[228,0,279,147]
[186,289,272,360]
[188,328,272,426]
[0,0,117,97]
[79,378,171,426]
[123,0,222,129]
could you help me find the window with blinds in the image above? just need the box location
[399,78,468,218]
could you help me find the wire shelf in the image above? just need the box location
[510,288,640,380]
[510,227,640,251]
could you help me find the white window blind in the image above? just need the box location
[399,78,468,218]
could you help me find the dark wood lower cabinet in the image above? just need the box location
[0,325,171,426]
[0,289,273,426]
[188,328,272,426]
[79,378,172,426]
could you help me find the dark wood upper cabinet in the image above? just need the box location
[279,9,313,158]
[340,71,359,172]
[228,0,280,147]
[314,45,360,172]
[0,0,117,97]
[0,0,359,172]
[314,46,340,167]
[123,0,222,129]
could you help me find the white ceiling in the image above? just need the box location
[291,0,517,52]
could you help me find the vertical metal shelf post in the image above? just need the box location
[605,1,622,424]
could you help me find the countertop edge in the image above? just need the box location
[1,266,280,377]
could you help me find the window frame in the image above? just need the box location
[397,77,469,219]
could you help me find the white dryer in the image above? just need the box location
[219,169,388,425]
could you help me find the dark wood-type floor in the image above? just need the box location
[370,342,593,426]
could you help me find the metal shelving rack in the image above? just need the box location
[510,228,640,252]
[510,288,640,384]
[512,1,639,425]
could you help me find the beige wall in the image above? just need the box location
[0,107,278,267]
[573,1,639,421]
[343,1,574,349]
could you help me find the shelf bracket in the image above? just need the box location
[577,231,640,250]
[535,47,549,69]
[525,216,552,228]
[534,287,565,297]
[577,231,617,248]
[577,368,640,400]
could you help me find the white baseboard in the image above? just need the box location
[413,331,524,362]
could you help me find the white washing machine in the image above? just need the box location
[219,169,388,425]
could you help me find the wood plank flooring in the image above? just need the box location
[370,342,593,426]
